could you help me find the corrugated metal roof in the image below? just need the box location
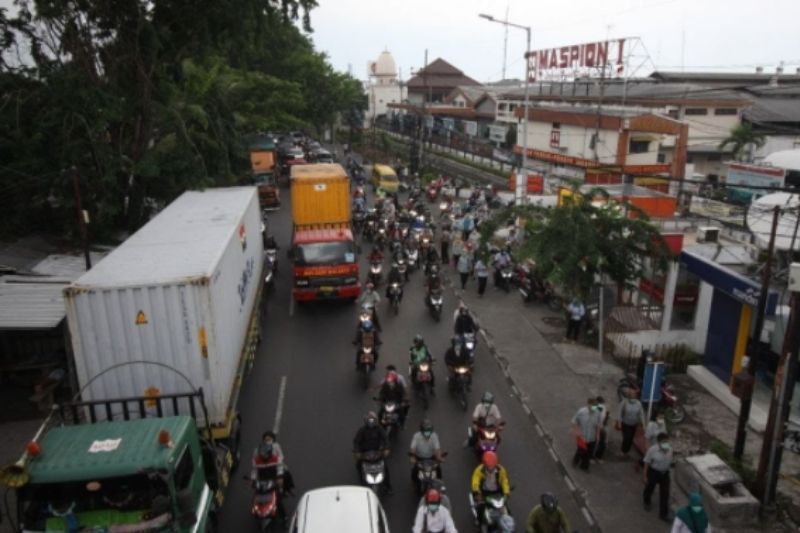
[71,187,257,288]
[32,252,108,279]
[0,277,71,330]
[744,98,800,123]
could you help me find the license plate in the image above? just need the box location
[320,286,334,292]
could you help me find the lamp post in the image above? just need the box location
[479,13,531,206]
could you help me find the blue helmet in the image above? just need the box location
[362,320,374,332]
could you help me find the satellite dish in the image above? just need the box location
[745,192,800,251]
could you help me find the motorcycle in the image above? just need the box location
[469,491,511,533]
[459,332,477,365]
[395,257,409,281]
[359,449,389,495]
[368,261,383,287]
[264,248,278,290]
[406,247,419,271]
[248,463,283,531]
[499,266,514,293]
[470,421,502,458]
[518,266,563,311]
[412,359,435,410]
[427,183,439,202]
[353,208,366,233]
[387,282,403,315]
[377,399,402,440]
[427,287,444,322]
[412,454,447,496]
[617,373,685,424]
[356,339,377,390]
[375,227,387,251]
[448,364,472,411]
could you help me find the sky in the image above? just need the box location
[307,0,800,82]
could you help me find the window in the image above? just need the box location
[629,140,650,154]
[552,122,561,129]
[667,109,679,119]
[687,154,694,163]
[684,108,708,116]
[657,153,666,163]
[174,447,195,490]
[714,108,738,116]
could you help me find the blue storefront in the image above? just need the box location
[680,251,779,386]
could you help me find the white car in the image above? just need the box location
[289,485,390,533]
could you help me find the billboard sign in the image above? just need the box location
[526,38,627,82]
[464,121,478,137]
[489,124,507,143]
[726,162,785,202]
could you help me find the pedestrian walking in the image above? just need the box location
[643,432,674,522]
[617,388,646,456]
[461,213,475,241]
[594,396,609,462]
[457,248,473,290]
[451,236,464,269]
[474,256,489,296]
[571,397,601,471]
[671,492,711,533]
[440,227,451,265]
[564,297,585,342]
[645,413,668,448]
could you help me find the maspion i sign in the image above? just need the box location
[526,38,627,82]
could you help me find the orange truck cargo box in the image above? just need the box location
[291,164,351,226]
[250,150,275,173]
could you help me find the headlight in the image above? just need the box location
[466,342,475,350]
[371,266,380,273]
[366,472,384,484]
[363,347,373,354]
[385,403,396,412]
[491,497,505,509]
[432,297,443,305]
[484,431,496,439]
[295,279,309,287]
[419,363,430,372]
[455,366,469,374]
[439,202,448,210]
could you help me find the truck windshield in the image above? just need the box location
[254,174,276,186]
[18,474,171,531]
[295,241,356,266]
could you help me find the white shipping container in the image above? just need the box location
[64,187,263,431]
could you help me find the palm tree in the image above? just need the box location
[718,123,766,162]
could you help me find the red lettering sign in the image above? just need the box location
[527,38,627,82]
[550,130,561,148]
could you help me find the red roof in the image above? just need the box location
[294,227,353,244]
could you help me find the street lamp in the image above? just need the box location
[479,12,531,206]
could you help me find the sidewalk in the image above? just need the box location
[451,276,797,532]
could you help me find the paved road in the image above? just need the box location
[217,182,590,532]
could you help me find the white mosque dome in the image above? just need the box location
[371,51,397,77]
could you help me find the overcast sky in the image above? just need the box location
[308,0,800,82]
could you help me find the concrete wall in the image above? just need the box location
[520,121,622,163]
[366,83,406,124]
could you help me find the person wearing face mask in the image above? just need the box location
[617,388,646,456]
[409,419,445,486]
[646,413,668,448]
[671,491,711,533]
[643,432,674,522]
[466,392,503,448]
[413,488,458,533]
[471,451,511,526]
[353,411,392,493]
[571,397,602,471]
[526,492,571,533]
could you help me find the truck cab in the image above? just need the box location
[14,416,216,533]
[292,227,360,301]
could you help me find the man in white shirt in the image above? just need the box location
[413,488,458,533]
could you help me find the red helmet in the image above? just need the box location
[425,488,441,503]
[386,370,398,383]
[482,450,498,469]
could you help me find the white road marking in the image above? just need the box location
[548,448,559,463]
[564,475,576,492]
[288,294,295,316]
[273,376,288,433]
[534,423,544,437]
[581,507,595,526]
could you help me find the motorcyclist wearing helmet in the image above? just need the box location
[386,262,405,300]
[454,303,478,336]
[353,412,392,492]
[425,264,443,295]
[445,336,473,383]
[526,492,571,533]
[468,392,503,447]
[409,334,435,390]
[471,451,511,526]
[412,488,457,533]
[378,370,409,426]
[368,246,384,265]
[353,319,381,368]
[409,419,445,486]
[251,431,294,519]
[358,283,382,332]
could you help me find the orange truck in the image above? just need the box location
[249,137,280,209]
[290,164,360,301]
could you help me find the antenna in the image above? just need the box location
[502,1,510,80]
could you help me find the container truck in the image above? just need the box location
[249,136,280,209]
[290,164,360,301]
[63,186,263,440]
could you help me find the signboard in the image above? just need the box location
[549,130,561,148]
[464,121,478,137]
[642,362,664,405]
[526,38,627,82]
[513,145,599,168]
[726,162,785,203]
[424,115,434,129]
[442,118,455,131]
[493,148,515,164]
[489,125,507,143]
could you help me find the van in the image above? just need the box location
[370,164,399,194]
[289,486,390,533]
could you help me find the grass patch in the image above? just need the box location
[708,438,757,490]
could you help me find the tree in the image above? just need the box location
[718,123,766,162]
[479,187,674,301]
[504,125,517,149]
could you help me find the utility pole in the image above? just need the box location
[593,46,608,162]
[501,2,509,80]
[734,205,780,459]
[71,167,92,271]
[419,50,429,174]
[756,280,800,509]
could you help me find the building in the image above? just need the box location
[405,58,480,105]
[364,50,406,127]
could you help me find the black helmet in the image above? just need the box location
[541,492,558,513]
[414,334,424,346]
[364,411,378,427]
[481,391,495,404]
[420,419,434,433]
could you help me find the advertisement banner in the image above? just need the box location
[489,125,507,143]
[526,38,628,82]
[464,121,478,137]
[726,162,785,202]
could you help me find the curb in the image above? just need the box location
[447,280,603,533]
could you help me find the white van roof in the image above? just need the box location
[293,485,386,533]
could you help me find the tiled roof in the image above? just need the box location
[407,58,480,88]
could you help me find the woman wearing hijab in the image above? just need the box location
[671,492,711,533]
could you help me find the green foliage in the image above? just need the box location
[479,186,675,299]
[0,0,363,239]
[504,125,517,149]
[708,438,756,490]
[718,123,766,162]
